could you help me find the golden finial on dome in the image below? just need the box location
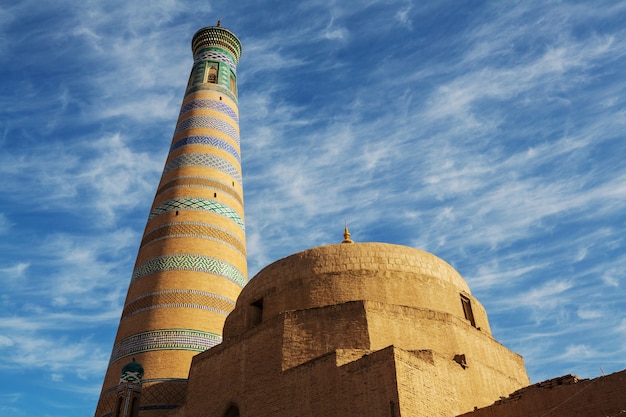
[342,223,353,243]
[217,19,222,27]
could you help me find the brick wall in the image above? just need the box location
[457,370,626,417]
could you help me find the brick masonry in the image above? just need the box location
[162,242,531,417]
[94,25,245,417]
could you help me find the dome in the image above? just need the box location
[119,358,144,384]
[223,242,490,340]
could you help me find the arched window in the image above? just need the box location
[130,395,140,417]
[207,66,218,83]
[224,405,240,417]
[113,397,123,417]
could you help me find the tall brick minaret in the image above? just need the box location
[95,23,245,417]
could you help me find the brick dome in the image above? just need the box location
[223,242,490,339]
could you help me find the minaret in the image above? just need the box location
[95,23,245,417]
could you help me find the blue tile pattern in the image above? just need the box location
[194,50,237,74]
[147,197,244,229]
[174,115,239,144]
[121,289,235,319]
[162,153,241,184]
[140,221,246,256]
[179,99,239,124]
[130,253,246,286]
[170,135,240,163]
[110,329,222,364]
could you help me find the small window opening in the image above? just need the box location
[250,298,263,326]
[230,75,237,95]
[219,96,223,100]
[175,210,179,216]
[224,405,240,417]
[207,66,218,83]
[460,295,476,327]
[453,353,468,369]
[214,192,217,198]
[232,181,235,186]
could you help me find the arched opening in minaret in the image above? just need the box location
[113,396,123,417]
[130,395,140,417]
[207,65,218,83]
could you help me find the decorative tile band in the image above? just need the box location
[170,135,240,163]
[192,27,241,64]
[121,289,236,319]
[131,253,246,287]
[157,176,243,205]
[162,153,242,185]
[179,99,239,124]
[194,50,237,73]
[174,115,239,144]
[147,197,244,230]
[121,301,231,320]
[109,329,222,364]
[96,379,188,417]
[140,222,246,255]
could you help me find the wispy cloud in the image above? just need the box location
[2,1,626,415]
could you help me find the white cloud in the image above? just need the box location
[558,344,597,361]
[323,18,348,41]
[0,335,14,348]
[0,262,29,279]
[522,280,572,307]
[2,1,626,414]
[1,333,109,381]
[395,3,413,30]
[577,308,603,320]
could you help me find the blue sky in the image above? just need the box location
[1,1,625,416]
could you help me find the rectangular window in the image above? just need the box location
[206,63,218,83]
[460,295,476,327]
[230,75,237,95]
[250,298,263,326]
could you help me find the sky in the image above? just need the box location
[1,0,625,415]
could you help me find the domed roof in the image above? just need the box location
[223,242,485,339]
[247,242,470,296]
[121,358,144,374]
[119,358,144,383]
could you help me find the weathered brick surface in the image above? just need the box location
[162,243,529,417]
[457,370,626,417]
[167,318,403,417]
[224,243,492,340]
